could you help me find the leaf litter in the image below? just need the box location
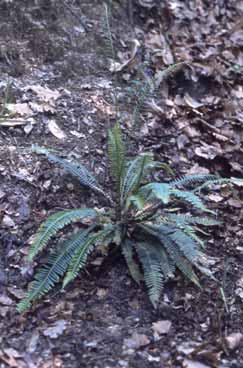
[0,1,243,367]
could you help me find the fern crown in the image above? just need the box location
[17,131,242,312]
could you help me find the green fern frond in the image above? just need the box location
[32,145,109,200]
[194,177,243,193]
[121,239,143,284]
[170,174,218,188]
[28,208,97,261]
[135,241,164,308]
[171,189,213,213]
[129,78,155,127]
[168,228,202,264]
[17,227,94,313]
[159,233,200,287]
[63,226,114,287]
[140,224,201,287]
[152,243,175,279]
[183,225,205,248]
[126,193,146,211]
[165,214,221,227]
[108,122,125,198]
[121,153,153,204]
[141,183,171,204]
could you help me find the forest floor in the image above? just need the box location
[0,1,243,367]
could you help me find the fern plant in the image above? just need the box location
[17,127,242,312]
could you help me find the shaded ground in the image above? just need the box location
[0,1,243,367]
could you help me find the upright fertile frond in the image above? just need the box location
[32,145,108,199]
[63,226,114,287]
[102,1,115,62]
[135,241,164,308]
[28,208,97,261]
[17,227,94,313]
[129,77,155,127]
[121,153,153,204]
[108,123,125,196]
[121,239,143,284]
[170,174,218,189]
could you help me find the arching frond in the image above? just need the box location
[28,208,97,261]
[135,241,164,308]
[194,177,243,193]
[165,214,221,227]
[171,189,213,213]
[168,228,202,264]
[63,226,114,287]
[157,228,201,287]
[121,239,143,284]
[32,145,109,199]
[170,174,218,188]
[139,224,201,287]
[17,227,94,313]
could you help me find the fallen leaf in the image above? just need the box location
[6,103,33,116]
[0,118,27,127]
[25,85,60,102]
[48,120,66,139]
[225,332,243,350]
[43,320,67,339]
[208,193,223,202]
[0,294,13,306]
[110,39,140,72]
[228,198,242,208]
[184,93,204,109]
[2,214,15,228]
[183,359,211,368]
[152,320,171,335]
[123,332,150,350]
[7,287,26,300]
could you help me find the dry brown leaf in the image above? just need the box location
[184,93,204,109]
[24,85,60,103]
[0,294,13,306]
[48,120,66,139]
[43,320,67,339]
[6,103,33,116]
[152,320,172,335]
[182,359,211,368]
[225,332,243,350]
[123,332,150,350]
[0,119,27,127]
[110,39,140,72]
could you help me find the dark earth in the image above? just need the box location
[0,1,243,367]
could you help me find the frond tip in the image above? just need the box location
[32,145,110,200]
[17,227,94,313]
[28,208,97,262]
